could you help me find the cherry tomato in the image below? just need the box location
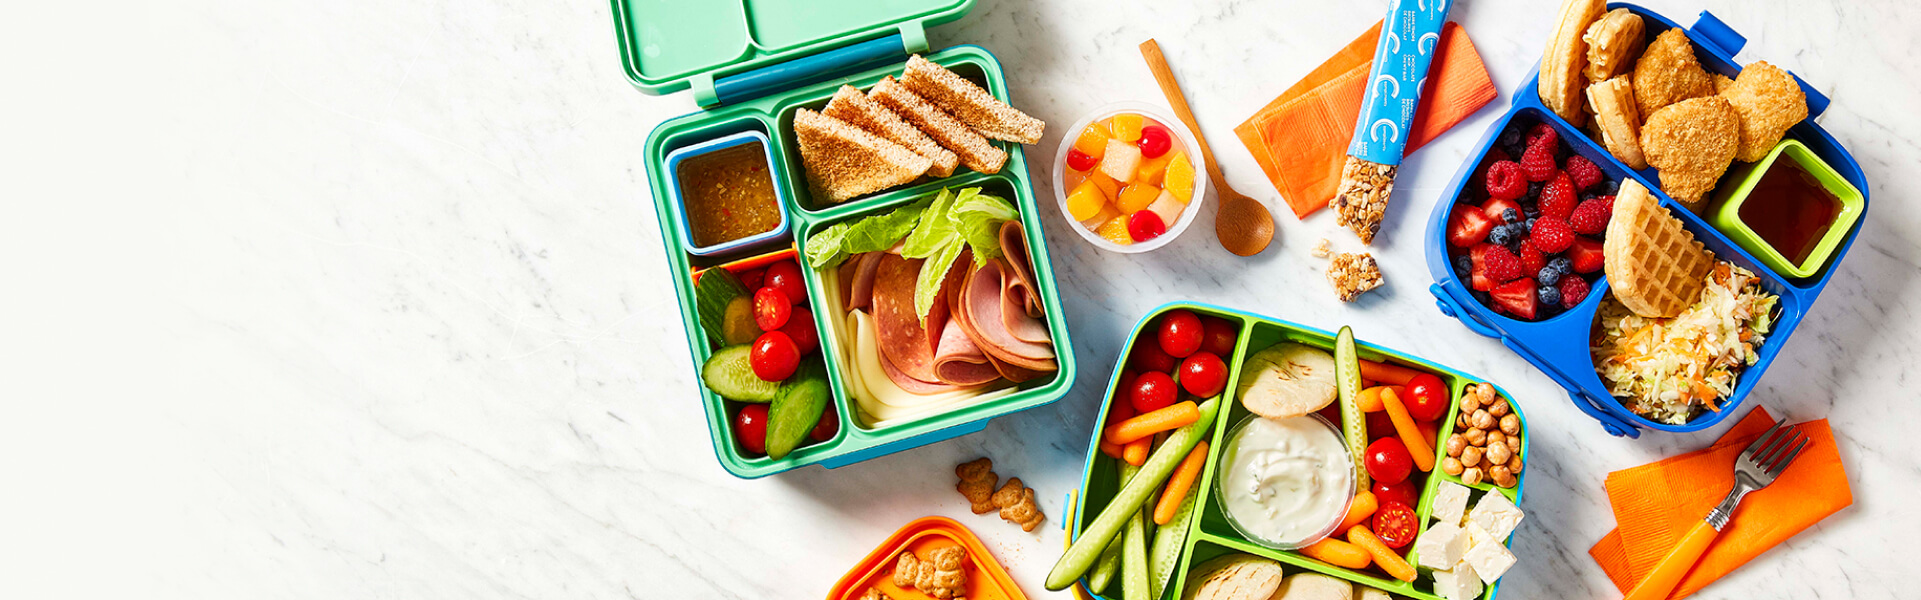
[750,331,800,381]
[764,260,807,306]
[1137,126,1172,159]
[1157,310,1203,358]
[809,404,838,442]
[1366,410,1397,441]
[1066,148,1098,171]
[779,307,818,355]
[1371,501,1420,549]
[1372,479,1419,511]
[1179,352,1227,397]
[1404,373,1449,422]
[734,404,769,455]
[1199,317,1238,357]
[1365,437,1414,485]
[753,287,791,331]
[1130,371,1178,414]
[735,268,766,291]
[1127,210,1167,242]
[1129,337,1179,373]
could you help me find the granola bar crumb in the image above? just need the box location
[1332,156,1396,245]
[1312,238,1332,258]
[1326,252,1384,302]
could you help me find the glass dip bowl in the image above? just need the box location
[1213,413,1357,550]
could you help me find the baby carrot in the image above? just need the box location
[1348,525,1416,582]
[1106,401,1200,445]
[1379,388,1435,472]
[1356,386,1405,413]
[1123,437,1150,466]
[1100,440,1124,459]
[1153,441,1209,525]
[1358,359,1423,386]
[1337,491,1379,532]
[1299,537,1372,569]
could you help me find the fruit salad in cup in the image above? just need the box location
[1055,106,1204,251]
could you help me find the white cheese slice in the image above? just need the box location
[1415,521,1468,570]
[1466,492,1524,541]
[1463,538,1517,585]
[1431,563,1484,600]
[1430,481,1471,525]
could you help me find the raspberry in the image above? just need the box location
[1526,122,1559,152]
[1565,155,1603,191]
[1518,239,1546,273]
[1539,173,1578,219]
[1569,195,1614,234]
[1559,275,1591,308]
[1482,245,1525,282]
[1484,161,1526,201]
[1520,144,1558,182]
[1531,216,1575,253]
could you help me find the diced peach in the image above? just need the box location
[1134,153,1173,186]
[1080,203,1120,230]
[1111,114,1144,143]
[1099,139,1143,183]
[1116,183,1162,214]
[1145,190,1185,227]
[1164,152,1195,202]
[1066,181,1108,221]
[1087,170,1121,200]
[1074,123,1112,158]
[1096,215,1134,245]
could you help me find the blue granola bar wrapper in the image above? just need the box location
[1347,0,1455,165]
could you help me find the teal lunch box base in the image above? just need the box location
[1421,6,1870,437]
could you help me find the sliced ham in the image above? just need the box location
[880,347,969,395]
[931,318,1000,386]
[844,251,884,311]
[1001,263,1051,344]
[954,259,1057,373]
[998,220,1045,318]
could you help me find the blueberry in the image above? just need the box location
[1472,290,1491,306]
[1503,208,1520,223]
[1526,217,1539,232]
[1488,225,1512,246]
[1527,181,1545,199]
[1455,255,1472,278]
[1601,179,1620,195]
[1538,286,1562,307]
[1538,266,1562,286]
[1499,125,1525,148]
[1549,257,1573,275]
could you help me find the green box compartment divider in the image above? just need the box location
[630,0,1075,478]
[1068,303,1529,600]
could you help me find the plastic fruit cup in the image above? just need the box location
[1052,101,1208,254]
[1212,413,1357,550]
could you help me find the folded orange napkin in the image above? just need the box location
[1589,407,1853,599]
[1233,21,1496,219]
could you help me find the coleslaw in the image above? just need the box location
[1591,263,1779,424]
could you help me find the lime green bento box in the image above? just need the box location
[619,0,1077,478]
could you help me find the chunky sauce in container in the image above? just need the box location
[1216,414,1355,549]
[677,142,781,249]
[1738,160,1840,266]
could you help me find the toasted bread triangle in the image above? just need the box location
[901,55,1045,144]
[793,108,931,204]
[823,85,959,178]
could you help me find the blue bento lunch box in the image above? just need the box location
[1422,6,1871,437]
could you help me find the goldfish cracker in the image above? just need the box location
[1097,215,1133,245]
[1111,114,1144,142]
[1074,123,1112,158]
[1164,153,1195,201]
[1067,181,1108,221]
[1117,184,1162,214]
[1134,153,1173,186]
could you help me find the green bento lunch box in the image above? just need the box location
[619,0,1076,478]
[1068,303,1529,600]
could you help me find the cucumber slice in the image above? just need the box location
[764,358,829,459]
[1148,481,1199,596]
[1087,463,1131,595]
[1122,505,1147,600]
[1046,397,1220,591]
[720,297,757,346]
[695,268,750,346]
[1336,327,1370,489]
[701,345,778,403]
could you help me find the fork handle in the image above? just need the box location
[1624,520,1719,600]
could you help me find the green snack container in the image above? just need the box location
[1069,303,1529,600]
[618,0,1075,478]
[1708,139,1865,279]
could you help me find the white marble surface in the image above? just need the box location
[7,0,1921,598]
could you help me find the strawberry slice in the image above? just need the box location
[1491,278,1539,320]
[1448,206,1496,248]
[1469,243,1495,291]
[1568,237,1606,273]
[1482,197,1524,224]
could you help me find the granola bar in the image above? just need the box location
[1326,252,1384,302]
[1331,156,1395,245]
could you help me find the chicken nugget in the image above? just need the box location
[1640,96,1739,209]
[1711,73,1735,95]
[1720,61,1808,162]
[1630,29,1713,117]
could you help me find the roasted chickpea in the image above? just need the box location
[1490,398,1510,417]
[1462,466,1485,486]
[1486,430,1506,449]
[1461,394,1482,414]
[1508,453,1524,474]
[1505,435,1522,454]
[1463,426,1487,446]
[1458,412,1472,429]
[1446,434,1467,457]
[1475,383,1496,404]
[1442,456,1464,475]
[1500,414,1521,435]
[1487,442,1512,466]
[1462,446,1483,468]
[1490,465,1516,488]
[1471,409,1495,430]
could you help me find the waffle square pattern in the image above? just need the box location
[1603,180,1714,318]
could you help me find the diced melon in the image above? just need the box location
[1116,183,1162,214]
[1134,153,1173,186]
[1099,139,1143,183]
[1073,123,1112,158]
[1111,114,1144,142]
[1080,203,1120,230]
[1066,181,1107,221]
[1096,214,1133,245]
[1145,190,1185,227]
[1087,169,1121,200]
[1164,152,1195,201]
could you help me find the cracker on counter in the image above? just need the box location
[992,477,1044,532]
[955,457,999,514]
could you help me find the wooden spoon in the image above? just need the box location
[1139,39,1275,257]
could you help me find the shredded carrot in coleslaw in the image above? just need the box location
[1591,263,1777,425]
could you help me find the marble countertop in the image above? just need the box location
[9,0,1920,598]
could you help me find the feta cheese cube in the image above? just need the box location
[1431,563,1484,600]
[1466,492,1524,541]
[1464,538,1517,584]
[1430,481,1471,525]
[1464,522,1496,550]
[1415,522,1468,570]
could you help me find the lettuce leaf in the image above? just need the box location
[902,189,959,259]
[803,222,850,268]
[915,235,966,323]
[803,199,929,268]
[950,189,1015,262]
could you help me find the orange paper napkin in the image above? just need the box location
[1589,407,1853,599]
[1233,21,1496,219]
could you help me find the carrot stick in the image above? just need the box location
[1100,440,1123,459]
[1379,388,1435,472]
[1122,438,1150,466]
[1359,359,1424,386]
[1153,441,1209,525]
[1299,537,1372,569]
[1348,525,1416,582]
[1418,420,1438,449]
[1105,401,1200,445]
[1337,491,1379,532]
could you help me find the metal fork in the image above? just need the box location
[1624,418,1809,600]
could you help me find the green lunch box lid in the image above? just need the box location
[611,0,974,105]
